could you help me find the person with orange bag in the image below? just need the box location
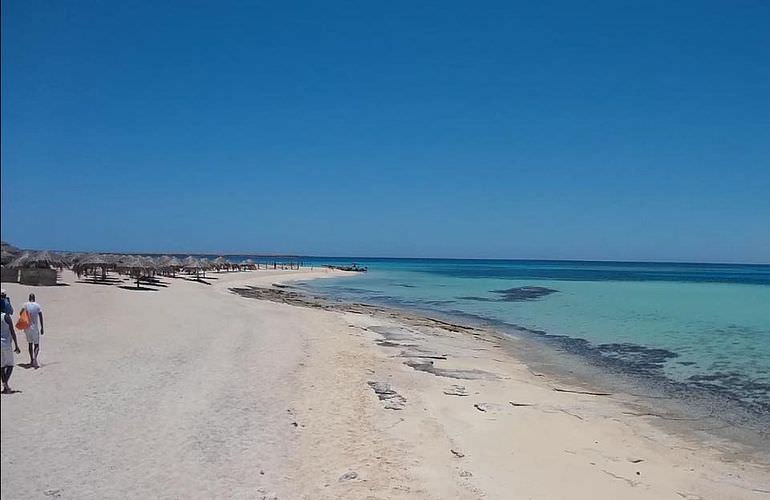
[16,308,30,330]
[19,293,44,368]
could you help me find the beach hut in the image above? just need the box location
[1,243,22,283]
[0,266,18,283]
[0,243,21,283]
[1,241,22,265]
[8,251,67,286]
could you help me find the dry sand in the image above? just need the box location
[1,268,768,499]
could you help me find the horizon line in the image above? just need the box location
[5,243,769,267]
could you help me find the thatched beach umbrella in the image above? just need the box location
[212,256,228,271]
[114,254,135,267]
[140,256,160,275]
[66,252,90,266]
[156,255,179,276]
[182,256,204,278]
[182,255,199,269]
[167,257,182,274]
[58,252,78,267]
[198,258,214,277]
[73,253,114,281]
[117,256,156,288]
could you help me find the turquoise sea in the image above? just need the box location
[294,258,770,423]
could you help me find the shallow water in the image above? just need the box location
[295,258,770,418]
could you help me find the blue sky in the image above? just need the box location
[2,1,769,263]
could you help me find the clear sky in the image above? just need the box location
[2,1,769,263]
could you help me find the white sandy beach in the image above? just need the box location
[1,268,768,499]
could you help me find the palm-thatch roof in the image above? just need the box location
[116,255,157,273]
[8,250,68,269]
[1,241,22,266]
[239,258,257,270]
[65,252,90,265]
[78,253,112,266]
[140,256,159,269]
[182,256,202,269]
[72,253,116,277]
[7,252,32,269]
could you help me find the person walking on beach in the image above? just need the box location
[1,311,21,393]
[0,289,12,315]
[20,293,44,368]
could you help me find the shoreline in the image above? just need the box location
[382,303,770,456]
[2,268,768,499]
[231,274,770,497]
[233,279,770,462]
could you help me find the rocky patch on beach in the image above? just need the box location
[443,385,469,396]
[367,381,407,410]
[404,359,497,380]
[230,286,482,334]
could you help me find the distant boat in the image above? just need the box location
[325,264,367,272]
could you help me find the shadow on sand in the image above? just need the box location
[76,279,125,286]
[137,280,169,288]
[118,285,159,292]
[181,278,212,285]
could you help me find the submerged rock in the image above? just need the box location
[458,286,558,303]
[491,286,559,301]
[457,296,497,302]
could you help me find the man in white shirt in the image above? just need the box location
[20,293,44,368]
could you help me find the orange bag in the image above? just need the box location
[16,309,30,330]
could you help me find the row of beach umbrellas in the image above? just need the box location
[5,251,258,274]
